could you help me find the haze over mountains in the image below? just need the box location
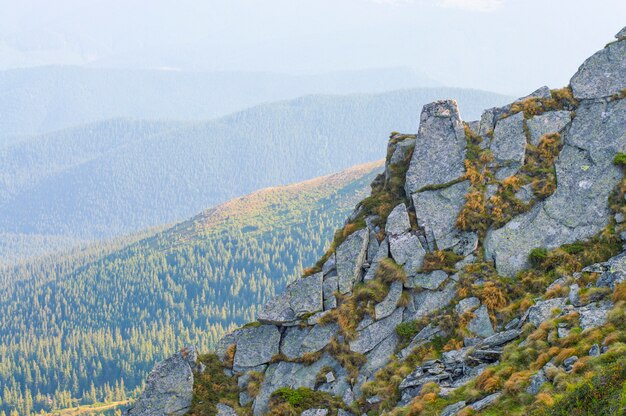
[0,66,440,142]
[0,86,512,263]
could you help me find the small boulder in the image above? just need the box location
[336,229,369,294]
[350,308,403,354]
[233,325,281,369]
[258,273,323,325]
[467,305,495,338]
[375,281,403,320]
[386,203,411,236]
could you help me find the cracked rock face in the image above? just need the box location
[233,325,281,369]
[485,99,626,277]
[336,229,369,294]
[128,347,200,416]
[258,273,323,324]
[570,31,626,99]
[490,111,526,179]
[405,100,466,194]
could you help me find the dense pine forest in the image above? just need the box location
[0,162,381,415]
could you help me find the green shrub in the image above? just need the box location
[396,320,420,340]
[614,153,626,166]
[529,247,549,268]
[269,387,343,414]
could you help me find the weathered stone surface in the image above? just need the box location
[405,100,466,194]
[323,275,338,310]
[526,364,554,395]
[336,229,369,294]
[361,333,399,378]
[527,110,572,145]
[390,137,416,165]
[468,305,495,338]
[452,232,478,257]
[375,281,403,320]
[386,203,412,236]
[398,324,444,359]
[578,302,612,330]
[364,238,389,281]
[367,230,380,262]
[479,330,521,348]
[413,181,470,250]
[469,392,501,411]
[216,403,238,416]
[407,270,448,290]
[253,354,345,415]
[350,308,403,354]
[526,298,567,327]
[258,273,323,324]
[234,325,281,369]
[485,99,625,277]
[302,323,339,353]
[514,184,533,204]
[280,326,311,360]
[322,254,336,275]
[128,347,199,416]
[456,297,480,315]
[570,36,626,99]
[441,401,466,416]
[216,330,242,361]
[389,232,425,276]
[405,282,456,320]
[594,252,626,289]
[491,111,526,179]
[301,409,329,416]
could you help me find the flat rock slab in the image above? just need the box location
[389,232,425,276]
[405,100,466,194]
[570,36,626,99]
[336,229,369,294]
[467,305,495,338]
[323,274,339,310]
[527,110,572,145]
[407,270,448,290]
[301,323,339,353]
[405,281,457,320]
[258,273,323,324]
[128,347,199,416]
[375,281,403,320]
[361,333,399,378]
[526,298,567,327]
[412,180,470,250]
[364,238,389,281]
[233,325,281,369]
[350,307,403,354]
[456,297,480,315]
[386,203,411,236]
[491,111,526,179]
[578,302,612,330]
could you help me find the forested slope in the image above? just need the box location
[0,161,381,415]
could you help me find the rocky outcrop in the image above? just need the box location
[128,347,202,416]
[132,27,626,416]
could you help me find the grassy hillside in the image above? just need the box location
[0,87,512,262]
[0,161,381,415]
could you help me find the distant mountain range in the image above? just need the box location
[0,66,441,143]
[0,87,512,262]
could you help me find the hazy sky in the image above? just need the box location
[0,0,623,94]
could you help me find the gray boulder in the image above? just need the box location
[301,323,339,354]
[350,307,403,354]
[406,270,448,290]
[479,329,521,348]
[364,238,389,281]
[412,181,470,250]
[526,298,567,327]
[405,100,466,194]
[389,232,425,275]
[398,324,444,360]
[386,203,411,236]
[216,330,242,361]
[570,35,626,99]
[527,110,572,145]
[469,392,501,411]
[301,409,329,416]
[578,302,612,330]
[441,401,466,416]
[456,297,480,314]
[491,111,526,179]
[405,281,457,320]
[375,281,403,319]
[258,273,323,325]
[233,325,281,369]
[594,252,626,290]
[361,333,399,378]
[467,305,495,338]
[336,229,369,294]
[128,347,200,416]
[280,326,311,360]
[323,274,338,310]
[216,403,238,416]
